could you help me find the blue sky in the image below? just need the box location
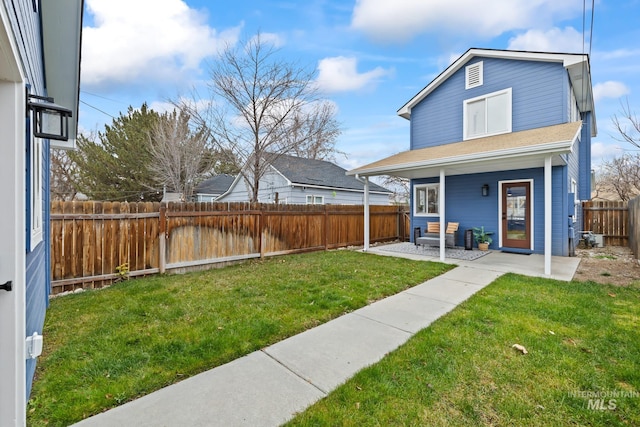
[79,0,640,172]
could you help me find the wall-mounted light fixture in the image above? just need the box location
[481,184,489,197]
[27,94,72,141]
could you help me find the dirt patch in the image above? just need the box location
[572,245,640,286]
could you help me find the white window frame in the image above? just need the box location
[306,195,324,205]
[463,88,512,140]
[570,89,580,122]
[413,183,440,217]
[571,178,578,223]
[30,134,43,250]
[465,61,483,89]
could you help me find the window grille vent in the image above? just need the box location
[466,62,483,89]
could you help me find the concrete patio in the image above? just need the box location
[73,245,580,427]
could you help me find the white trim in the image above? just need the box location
[463,88,512,140]
[465,61,483,89]
[570,178,578,223]
[30,134,43,250]
[305,195,324,205]
[363,177,370,251]
[346,124,580,178]
[498,179,534,251]
[439,169,445,261]
[398,48,590,120]
[0,80,27,427]
[544,156,552,275]
[413,183,440,216]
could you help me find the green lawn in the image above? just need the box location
[287,274,640,426]
[27,250,452,426]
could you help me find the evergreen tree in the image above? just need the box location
[70,104,163,201]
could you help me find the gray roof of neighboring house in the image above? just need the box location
[271,154,392,193]
[195,174,236,195]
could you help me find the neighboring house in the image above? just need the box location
[0,1,82,425]
[348,48,596,274]
[218,154,393,205]
[195,174,236,202]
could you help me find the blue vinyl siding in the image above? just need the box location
[411,166,570,255]
[10,0,50,398]
[579,111,592,200]
[25,241,47,394]
[411,57,568,149]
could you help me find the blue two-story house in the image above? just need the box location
[348,48,596,275]
[0,1,82,425]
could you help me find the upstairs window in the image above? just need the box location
[465,61,483,89]
[463,88,512,140]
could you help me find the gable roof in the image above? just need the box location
[195,174,235,195]
[348,121,582,179]
[272,154,391,193]
[397,48,596,135]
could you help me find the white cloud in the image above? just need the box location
[248,32,285,48]
[82,0,241,87]
[591,141,625,165]
[350,0,582,43]
[507,27,584,52]
[593,81,630,102]
[316,56,391,93]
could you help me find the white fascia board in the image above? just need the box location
[398,48,589,120]
[291,182,391,195]
[352,139,576,177]
[40,0,83,149]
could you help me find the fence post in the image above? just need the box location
[258,208,264,259]
[159,205,166,274]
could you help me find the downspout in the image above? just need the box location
[355,174,370,251]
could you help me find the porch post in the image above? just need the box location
[544,155,552,275]
[363,176,370,251]
[439,169,445,262]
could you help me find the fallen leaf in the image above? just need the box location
[608,293,616,297]
[355,402,361,409]
[549,330,555,335]
[512,344,528,354]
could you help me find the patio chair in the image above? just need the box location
[417,222,459,248]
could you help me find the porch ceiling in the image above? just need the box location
[347,121,582,179]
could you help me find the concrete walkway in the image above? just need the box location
[73,247,579,427]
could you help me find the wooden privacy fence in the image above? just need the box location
[51,201,410,294]
[582,200,629,247]
[629,196,640,259]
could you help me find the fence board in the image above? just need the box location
[51,202,409,293]
[582,201,629,247]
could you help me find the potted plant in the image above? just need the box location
[473,226,493,251]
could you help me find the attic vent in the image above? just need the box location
[466,61,483,89]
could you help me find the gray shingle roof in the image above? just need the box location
[271,154,391,193]
[195,174,235,195]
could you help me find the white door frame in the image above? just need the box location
[0,6,27,426]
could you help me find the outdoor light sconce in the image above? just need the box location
[481,184,489,197]
[27,94,72,141]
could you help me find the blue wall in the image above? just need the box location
[410,57,568,149]
[411,166,570,255]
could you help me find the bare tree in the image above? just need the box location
[50,148,79,201]
[149,109,217,201]
[595,99,640,201]
[283,101,344,161]
[596,154,640,201]
[380,175,410,204]
[177,33,341,202]
[612,98,640,149]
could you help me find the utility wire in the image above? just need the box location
[79,100,116,119]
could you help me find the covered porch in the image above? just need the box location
[348,122,582,276]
